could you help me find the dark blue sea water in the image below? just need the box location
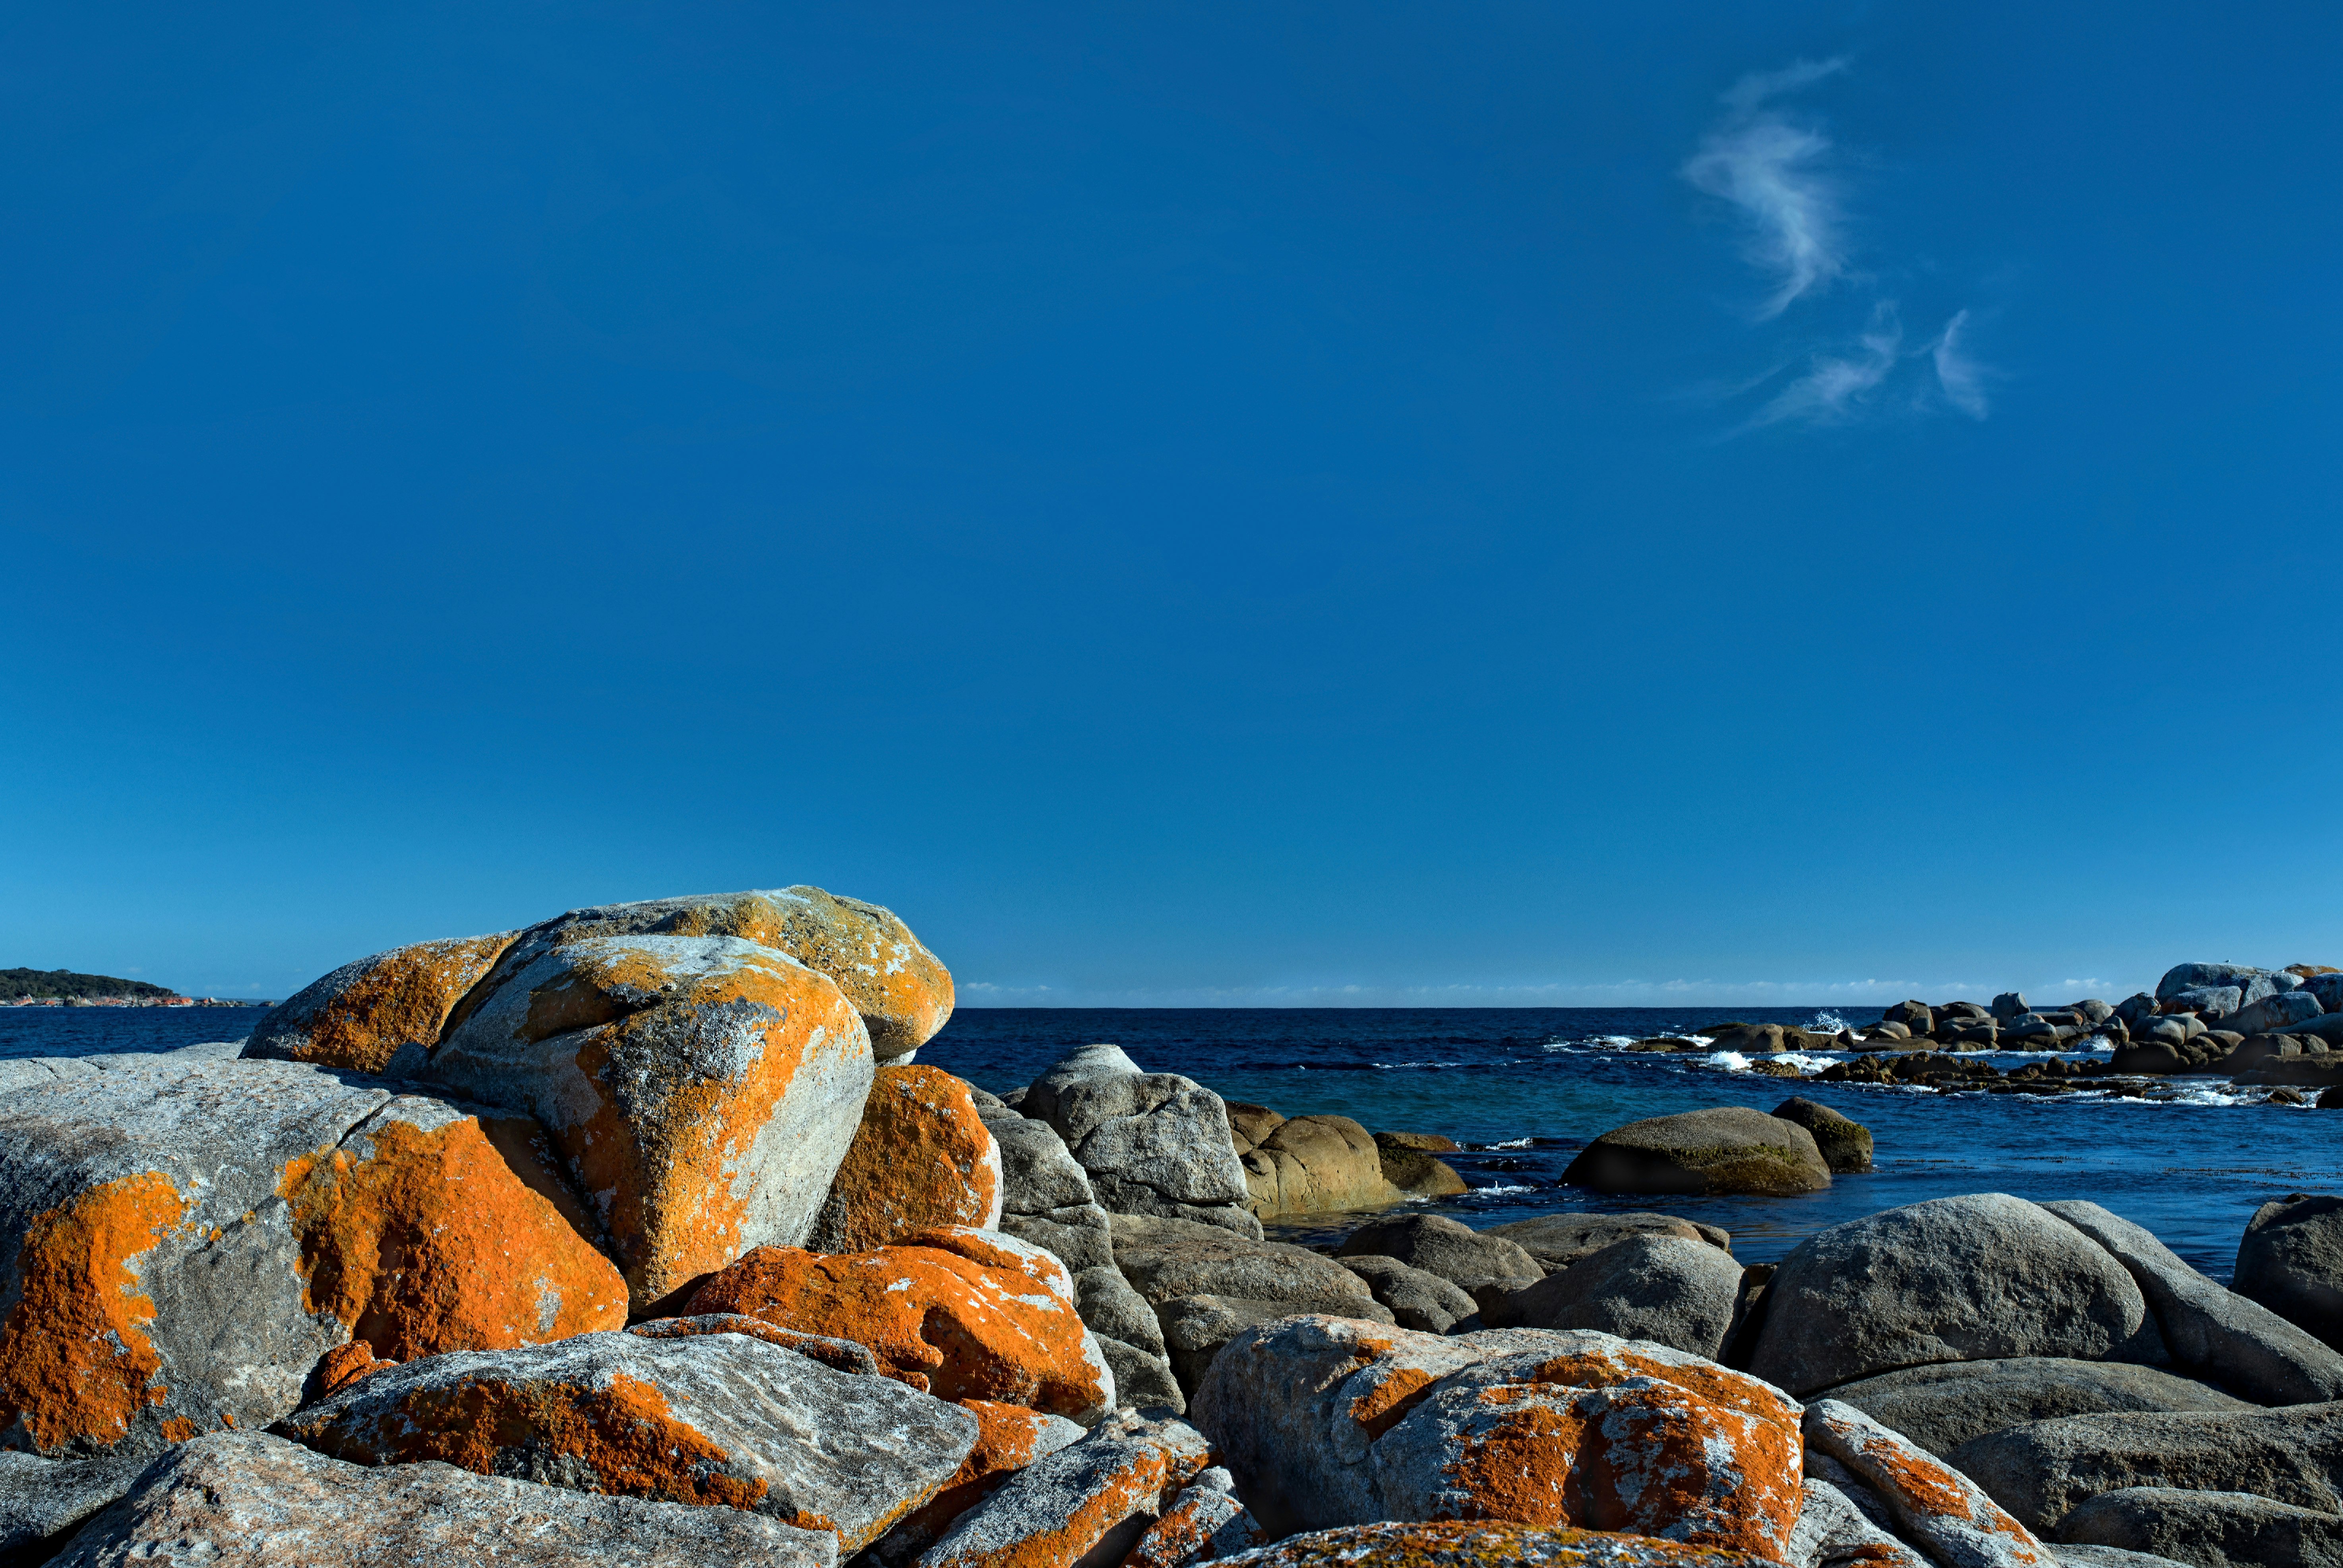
[10,1005,2329,1282]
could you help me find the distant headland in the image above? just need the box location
[2,967,265,1007]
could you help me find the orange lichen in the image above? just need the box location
[158,1416,201,1442]
[686,1239,1106,1418]
[1569,1384,1801,1559]
[885,1399,1066,1548]
[275,933,514,1072]
[1126,1484,1249,1568]
[283,1116,627,1361]
[818,1065,999,1252]
[1433,1394,1591,1526]
[0,1173,187,1453]
[313,1341,397,1398]
[1350,1365,1441,1442]
[933,1443,1171,1568]
[311,1368,766,1512]
[1513,1349,1801,1440]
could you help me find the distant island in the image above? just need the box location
[2,968,264,1007]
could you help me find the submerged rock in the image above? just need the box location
[1768,1097,1873,1173]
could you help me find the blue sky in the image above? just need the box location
[4,4,2339,1005]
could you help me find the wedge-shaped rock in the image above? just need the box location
[426,932,874,1310]
[1748,1196,2163,1397]
[915,1410,1211,1568]
[1210,1520,1771,1566]
[863,1399,1086,1565]
[811,1065,1002,1253]
[0,1448,153,1562]
[50,1430,835,1568]
[0,1058,622,1461]
[275,1329,977,1551]
[245,933,517,1073]
[687,1226,1115,1423]
[2237,1194,2343,1353]
[1803,1399,2055,1567]
[515,886,953,1059]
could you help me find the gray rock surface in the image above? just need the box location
[2229,991,2328,1036]
[2051,1546,2191,1568]
[997,1208,1117,1273]
[2238,1194,2343,1352]
[50,1431,835,1568]
[1023,1047,1260,1238]
[276,1330,977,1552]
[1748,1195,2164,1397]
[1827,1357,2251,1459]
[1481,1211,1731,1272]
[1078,1264,1170,1357]
[1786,1476,1928,1568]
[1337,1256,1479,1334]
[1994,991,2031,1020]
[2157,964,2270,1002]
[2171,985,2244,1017]
[1483,1234,1743,1359]
[1096,1334,1188,1415]
[1949,1403,2343,1532]
[2043,1200,2343,1405]
[1803,1398,2054,1568]
[1126,1466,1264,1567]
[1562,1105,1832,1196]
[1156,1294,1396,1394]
[1115,1214,1381,1312]
[2056,1486,2343,1568]
[1335,1213,1544,1293]
[0,1448,155,1562]
[917,1409,1212,1568]
[1770,1097,1873,1173]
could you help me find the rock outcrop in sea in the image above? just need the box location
[7,897,2343,1568]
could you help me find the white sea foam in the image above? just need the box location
[1489,1136,1534,1149]
[1475,1183,1534,1195]
[1703,1050,1834,1073]
[1811,1011,1853,1033]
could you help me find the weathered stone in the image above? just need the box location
[1768,1099,1872,1174]
[1225,1103,1286,1153]
[2042,1200,2343,1404]
[245,933,517,1074]
[1340,1256,1481,1334]
[276,1329,976,1550]
[1077,1265,1168,1357]
[1785,1475,1927,1568]
[424,932,875,1310]
[0,1447,153,1562]
[1993,992,2030,1020]
[2237,1194,2343,1352]
[50,1431,836,1568]
[0,1058,624,1463]
[1486,1236,1743,1359]
[1024,1047,1259,1238]
[1243,1116,1405,1217]
[685,1227,1115,1423]
[915,1409,1212,1568]
[2055,1485,2343,1568]
[2157,964,2267,1003]
[1117,1214,1381,1312]
[862,1399,1086,1565]
[1564,1108,1830,1197]
[1099,1334,1189,1415]
[1336,1214,1545,1293]
[1748,1195,2163,1397]
[1803,1398,2054,1567]
[1950,1403,2343,1533]
[980,1109,1100,1216]
[1372,1134,1469,1198]
[2227,991,2328,1037]
[2171,985,2244,1017]
[625,1312,883,1376]
[1709,1023,1788,1054]
[1884,1001,1934,1033]
[1826,1357,2250,1459]
[510,887,953,1059]
[810,1065,1002,1254]
[1484,1213,1731,1274]
[1157,1295,1397,1395]
[997,1209,1115,1273]
[1126,1466,1265,1568]
[1210,1520,1772,1566]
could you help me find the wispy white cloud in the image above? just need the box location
[1683,57,1852,319]
[1742,304,1902,430]
[1931,308,1991,418]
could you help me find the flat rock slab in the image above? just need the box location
[1828,1357,2251,1459]
[49,1431,836,1568]
[277,1328,978,1552]
[2056,1485,2343,1568]
[1562,1107,1830,1196]
[1747,1194,2163,1397]
[1210,1520,1771,1566]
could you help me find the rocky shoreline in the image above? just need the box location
[4,891,2339,1568]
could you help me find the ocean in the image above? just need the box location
[9,1004,2327,1282]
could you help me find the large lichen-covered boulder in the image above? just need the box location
[686,1227,1115,1424]
[277,1330,974,1552]
[914,1409,1213,1568]
[511,887,954,1060]
[810,1066,1002,1254]
[54,1430,838,1568]
[1194,1317,1804,1558]
[245,933,517,1072]
[424,932,874,1311]
[2236,1193,2343,1353]
[1563,1107,1830,1196]
[1022,1046,1259,1238]
[1746,1195,2165,1396]
[0,1056,625,1463]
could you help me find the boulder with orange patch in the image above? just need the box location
[275,1329,979,1553]
[424,932,875,1311]
[1801,1399,2054,1568]
[913,1409,1212,1568]
[863,1399,1087,1565]
[1125,1467,1266,1568]
[0,1056,624,1465]
[244,933,516,1074]
[687,1227,1117,1425]
[810,1065,1003,1254]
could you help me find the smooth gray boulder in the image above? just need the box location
[2171,985,2244,1017]
[1748,1195,2165,1397]
[2229,991,2328,1036]
[1481,1234,1743,1358]
[1481,1210,1731,1272]
[1094,1335,1187,1415]
[2238,1194,2343,1352]
[2044,1200,2343,1405]
[1076,1265,1168,1357]
[974,1091,1121,1272]
[2056,1486,2343,1568]
[1335,1213,1544,1292]
[1770,1096,1874,1173]
[1023,1046,1260,1238]
[1562,1105,1830,1195]
[1336,1255,1479,1334]
[50,1431,835,1568]
[1949,1404,2343,1532]
[2158,964,2272,1001]
[1994,991,2031,1019]
[1827,1357,2252,1459]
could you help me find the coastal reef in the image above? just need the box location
[7,898,2343,1568]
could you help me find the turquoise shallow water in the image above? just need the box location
[12,1003,2331,1281]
